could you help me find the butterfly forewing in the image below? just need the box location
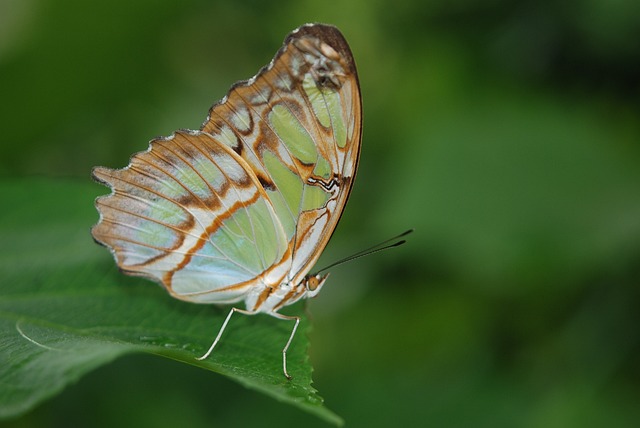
[202,24,362,286]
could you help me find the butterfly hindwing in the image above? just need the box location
[92,131,290,303]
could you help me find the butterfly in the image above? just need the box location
[91,24,362,379]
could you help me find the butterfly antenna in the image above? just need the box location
[314,229,414,274]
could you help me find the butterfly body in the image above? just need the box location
[92,24,361,377]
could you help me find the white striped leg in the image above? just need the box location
[196,307,300,380]
[196,307,256,361]
[270,312,300,380]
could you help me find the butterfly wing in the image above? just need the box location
[92,131,290,303]
[201,24,362,286]
[92,24,361,306]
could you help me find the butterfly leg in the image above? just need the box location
[196,307,256,361]
[270,312,300,380]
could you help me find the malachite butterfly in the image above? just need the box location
[91,23,361,378]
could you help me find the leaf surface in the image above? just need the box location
[0,179,341,425]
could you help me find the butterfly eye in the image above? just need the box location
[305,274,329,293]
[306,275,320,291]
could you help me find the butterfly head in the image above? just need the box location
[303,272,330,298]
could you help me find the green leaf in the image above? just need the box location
[0,178,342,425]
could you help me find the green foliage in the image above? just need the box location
[0,180,340,425]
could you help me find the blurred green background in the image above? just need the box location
[2,0,639,426]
